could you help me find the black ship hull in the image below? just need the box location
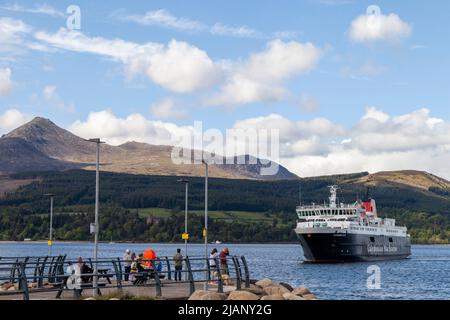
[297,232,411,263]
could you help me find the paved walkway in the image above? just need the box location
[0,280,236,300]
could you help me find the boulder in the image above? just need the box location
[263,285,290,296]
[189,290,227,301]
[221,274,233,286]
[227,290,260,301]
[7,286,16,291]
[292,287,311,296]
[2,283,13,290]
[244,284,265,296]
[260,294,284,300]
[84,297,96,300]
[302,293,318,300]
[283,293,305,300]
[255,278,273,288]
[279,282,294,292]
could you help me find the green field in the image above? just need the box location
[136,207,274,224]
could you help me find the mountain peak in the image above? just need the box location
[29,116,54,125]
[4,116,95,161]
[7,116,61,138]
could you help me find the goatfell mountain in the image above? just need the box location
[0,117,297,180]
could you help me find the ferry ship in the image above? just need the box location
[295,186,411,262]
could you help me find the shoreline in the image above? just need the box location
[0,240,448,246]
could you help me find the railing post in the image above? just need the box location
[184,256,195,295]
[38,256,48,288]
[241,256,250,288]
[150,260,162,298]
[165,256,172,281]
[47,256,56,284]
[231,256,241,290]
[10,258,18,283]
[33,257,41,283]
[112,258,123,290]
[214,257,223,293]
[206,255,211,281]
[19,263,29,301]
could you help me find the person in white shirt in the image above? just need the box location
[123,249,132,281]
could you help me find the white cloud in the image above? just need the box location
[208,40,321,106]
[43,85,56,100]
[42,85,75,113]
[0,68,13,97]
[234,108,450,179]
[150,98,188,119]
[117,9,206,32]
[210,23,260,38]
[30,27,314,102]
[350,107,448,153]
[349,10,412,43]
[0,17,31,46]
[342,62,386,80]
[0,3,65,17]
[127,40,222,93]
[35,29,221,93]
[69,110,193,146]
[0,108,30,132]
[116,8,298,40]
[34,28,155,62]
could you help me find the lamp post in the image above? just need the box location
[86,138,104,296]
[44,193,55,256]
[202,158,208,290]
[177,179,189,256]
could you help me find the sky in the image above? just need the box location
[0,0,450,178]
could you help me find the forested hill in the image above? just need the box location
[0,170,449,243]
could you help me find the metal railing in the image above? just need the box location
[0,254,250,300]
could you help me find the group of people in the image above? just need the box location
[70,247,231,287]
[122,249,163,283]
[121,247,231,283]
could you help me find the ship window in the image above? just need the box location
[389,237,393,243]
[370,237,375,242]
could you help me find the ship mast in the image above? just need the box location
[328,185,338,208]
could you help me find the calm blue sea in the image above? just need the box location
[0,242,449,300]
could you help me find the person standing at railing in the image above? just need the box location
[129,252,137,282]
[219,248,230,276]
[209,248,219,283]
[122,249,132,281]
[173,248,183,281]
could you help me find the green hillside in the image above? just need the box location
[0,170,449,243]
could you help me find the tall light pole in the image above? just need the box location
[177,179,189,256]
[86,138,104,296]
[202,158,208,290]
[44,193,55,256]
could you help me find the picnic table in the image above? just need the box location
[97,268,112,284]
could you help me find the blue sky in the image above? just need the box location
[1,0,450,177]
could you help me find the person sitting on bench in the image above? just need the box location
[77,257,93,284]
[132,254,148,285]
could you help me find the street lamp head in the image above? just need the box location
[177,179,189,184]
[44,193,55,197]
[86,138,105,144]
